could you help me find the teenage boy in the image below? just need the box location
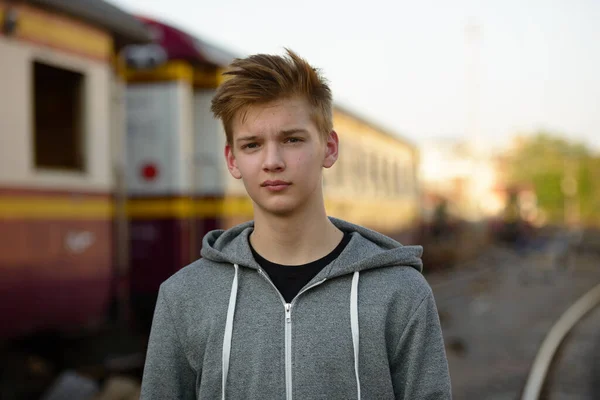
[141,49,452,399]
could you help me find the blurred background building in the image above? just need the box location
[419,138,505,223]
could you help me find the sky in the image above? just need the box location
[111,0,600,153]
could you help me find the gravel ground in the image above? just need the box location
[427,237,600,400]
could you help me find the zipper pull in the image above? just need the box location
[285,303,291,323]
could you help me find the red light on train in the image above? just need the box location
[141,163,159,181]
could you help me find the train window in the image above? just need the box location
[353,149,363,190]
[389,160,396,196]
[388,159,395,196]
[394,161,401,195]
[370,153,379,191]
[396,162,404,194]
[360,156,367,190]
[379,158,386,195]
[402,161,411,194]
[405,163,414,194]
[33,62,86,171]
[382,158,390,196]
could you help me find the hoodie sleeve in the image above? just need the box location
[140,286,197,400]
[390,289,452,399]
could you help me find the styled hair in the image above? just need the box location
[211,48,333,144]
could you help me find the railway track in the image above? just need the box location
[521,282,600,400]
[432,227,600,399]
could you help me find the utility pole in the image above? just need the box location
[466,20,481,155]
[465,20,483,221]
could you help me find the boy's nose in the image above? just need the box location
[262,143,285,172]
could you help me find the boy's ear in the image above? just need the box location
[323,130,339,168]
[225,144,242,179]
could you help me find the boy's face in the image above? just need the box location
[225,97,338,217]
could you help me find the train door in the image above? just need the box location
[110,69,131,324]
[124,66,195,331]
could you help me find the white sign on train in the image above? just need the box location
[125,82,191,195]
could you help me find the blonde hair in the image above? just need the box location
[211,49,333,144]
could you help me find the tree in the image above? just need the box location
[504,132,600,227]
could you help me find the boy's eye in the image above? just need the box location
[242,143,259,149]
[286,137,302,143]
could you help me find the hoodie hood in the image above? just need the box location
[201,216,423,278]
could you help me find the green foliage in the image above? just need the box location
[579,156,600,225]
[505,132,600,226]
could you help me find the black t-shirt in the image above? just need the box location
[249,233,352,303]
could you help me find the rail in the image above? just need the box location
[521,281,600,400]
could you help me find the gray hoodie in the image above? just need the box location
[140,217,452,399]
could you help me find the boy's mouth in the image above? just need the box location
[261,180,292,191]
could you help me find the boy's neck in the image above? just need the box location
[250,202,343,266]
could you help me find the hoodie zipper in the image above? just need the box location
[257,269,326,400]
[284,303,292,400]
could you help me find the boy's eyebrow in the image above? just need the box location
[236,135,258,143]
[236,129,308,143]
[280,128,308,136]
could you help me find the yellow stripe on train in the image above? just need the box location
[0,196,418,229]
[0,197,114,220]
[125,198,254,219]
[0,2,112,61]
[0,196,255,220]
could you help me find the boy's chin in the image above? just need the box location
[255,200,301,218]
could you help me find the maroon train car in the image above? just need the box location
[0,0,150,340]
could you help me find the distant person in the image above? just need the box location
[140,49,451,399]
[432,198,449,239]
[502,191,524,247]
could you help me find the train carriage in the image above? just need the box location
[325,106,420,243]
[121,17,243,327]
[0,0,150,339]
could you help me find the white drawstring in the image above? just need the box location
[222,263,239,400]
[350,271,361,400]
